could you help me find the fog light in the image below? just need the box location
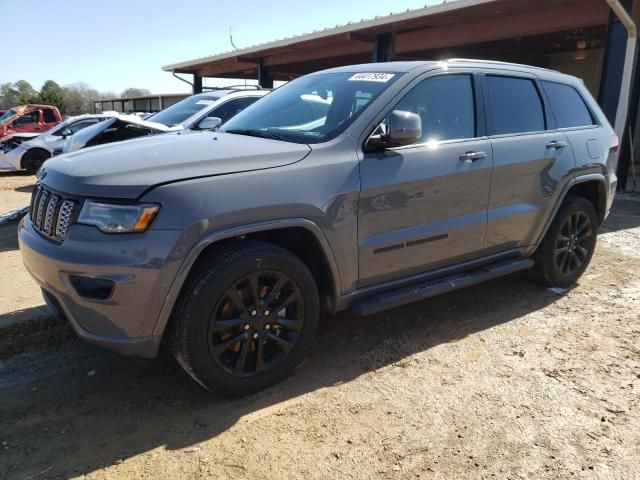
[69,275,114,300]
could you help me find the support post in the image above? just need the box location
[373,33,393,62]
[258,61,274,88]
[193,74,203,94]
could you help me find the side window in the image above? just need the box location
[486,76,545,135]
[393,74,475,143]
[42,109,57,123]
[207,97,260,124]
[15,111,40,125]
[542,81,594,128]
[69,119,100,134]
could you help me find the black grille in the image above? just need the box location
[30,184,78,241]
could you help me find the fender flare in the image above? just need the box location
[534,173,607,250]
[151,218,341,337]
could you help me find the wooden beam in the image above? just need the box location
[394,0,609,54]
[632,0,640,25]
[198,61,258,77]
[263,41,371,67]
[346,32,376,43]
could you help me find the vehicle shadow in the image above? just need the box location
[0,170,32,178]
[13,184,35,193]
[1,271,565,479]
[0,222,19,253]
[600,197,640,233]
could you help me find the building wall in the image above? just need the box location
[547,48,605,96]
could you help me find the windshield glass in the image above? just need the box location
[221,72,401,144]
[0,109,17,125]
[146,94,222,127]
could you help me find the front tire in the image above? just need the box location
[172,240,319,396]
[22,149,51,174]
[535,196,598,288]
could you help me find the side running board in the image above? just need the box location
[352,258,534,316]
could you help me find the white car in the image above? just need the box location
[0,114,117,173]
[145,87,269,130]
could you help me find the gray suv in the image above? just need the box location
[19,60,618,395]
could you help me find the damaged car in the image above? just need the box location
[62,115,169,154]
[0,114,117,173]
[0,104,62,140]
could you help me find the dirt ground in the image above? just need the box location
[0,171,639,480]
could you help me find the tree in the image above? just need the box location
[14,80,38,104]
[38,80,66,113]
[63,82,101,115]
[120,87,151,98]
[0,80,37,107]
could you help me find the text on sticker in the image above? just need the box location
[348,73,395,83]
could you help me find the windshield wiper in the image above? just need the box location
[225,129,283,141]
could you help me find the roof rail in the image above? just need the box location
[202,84,265,91]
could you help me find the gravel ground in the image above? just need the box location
[0,171,639,480]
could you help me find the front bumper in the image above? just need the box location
[18,215,183,357]
[0,145,24,171]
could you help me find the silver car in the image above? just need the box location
[19,60,617,395]
[0,114,116,172]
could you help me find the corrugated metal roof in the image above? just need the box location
[162,0,497,71]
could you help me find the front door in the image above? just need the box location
[358,73,493,287]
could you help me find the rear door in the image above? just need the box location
[540,80,605,170]
[42,108,59,130]
[483,73,575,251]
[358,72,493,286]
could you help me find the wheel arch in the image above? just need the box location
[152,218,341,339]
[20,147,51,170]
[535,173,608,249]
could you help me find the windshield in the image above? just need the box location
[146,94,222,127]
[221,72,401,144]
[0,109,17,125]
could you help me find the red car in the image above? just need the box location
[0,104,62,139]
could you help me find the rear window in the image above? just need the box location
[542,81,595,128]
[486,76,545,135]
[43,109,57,123]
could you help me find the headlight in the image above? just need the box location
[78,201,159,233]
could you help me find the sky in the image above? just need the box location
[1,0,443,95]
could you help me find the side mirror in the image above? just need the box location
[61,129,73,138]
[197,116,222,131]
[366,110,422,151]
[387,110,422,146]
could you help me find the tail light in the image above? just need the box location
[612,133,620,153]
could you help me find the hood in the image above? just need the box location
[65,115,170,153]
[40,131,311,198]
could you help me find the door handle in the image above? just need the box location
[546,140,568,150]
[459,151,488,163]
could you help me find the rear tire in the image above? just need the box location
[535,196,598,288]
[22,149,51,174]
[171,240,319,396]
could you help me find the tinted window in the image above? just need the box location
[15,111,39,125]
[542,81,594,128]
[205,97,259,124]
[486,76,545,135]
[393,74,475,142]
[42,109,57,123]
[68,119,100,134]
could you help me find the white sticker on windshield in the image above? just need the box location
[195,100,214,105]
[348,73,395,83]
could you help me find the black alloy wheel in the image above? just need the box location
[554,211,593,276]
[208,270,304,378]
